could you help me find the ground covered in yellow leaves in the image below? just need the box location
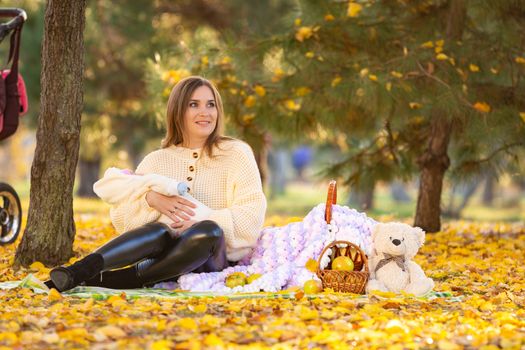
[0,216,524,349]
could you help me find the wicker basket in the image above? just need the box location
[316,180,369,294]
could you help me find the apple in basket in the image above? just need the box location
[331,256,355,272]
[225,272,247,288]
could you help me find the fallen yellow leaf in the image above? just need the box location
[95,325,126,339]
[47,288,63,302]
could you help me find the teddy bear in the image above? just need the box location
[366,222,434,296]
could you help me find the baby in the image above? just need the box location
[93,167,212,229]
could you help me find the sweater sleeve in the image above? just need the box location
[109,155,162,233]
[207,143,267,261]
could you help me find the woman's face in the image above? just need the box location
[183,85,218,146]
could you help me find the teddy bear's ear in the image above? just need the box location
[414,226,425,247]
[372,223,383,242]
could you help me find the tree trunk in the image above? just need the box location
[348,182,375,211]
[456,180,479,214]
[444,180,479,218]
[414,0,466,232]
[482,171,495,205]
[414,115,452,232]
[390,181,410,202]
[362,186,374,210]
[76,157,100,197]
[126,140,142,170]
[253,145,269,189]
[445,184,457,215]
[0,139,13,182]
[248,131,270,189]
[268,147,288,199]
[15,0,86,267]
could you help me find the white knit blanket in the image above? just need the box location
[174,204,376,292]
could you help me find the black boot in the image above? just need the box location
[83,266,144,289]
[49,253,104,292]
[44,279,57,290]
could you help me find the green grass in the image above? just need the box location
[7,179,525,223]
[266,182,417,219]
[267,182,524,222]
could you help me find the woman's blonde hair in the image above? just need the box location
[162,76,229,156]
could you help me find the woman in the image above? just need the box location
[47,76,267,292]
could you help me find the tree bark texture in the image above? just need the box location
[414,0,466,232]
[76,157,100,198]
[414,115,452,232]
[253,146,269,190]
[482,171,495,205]
[348,183,375,211]
[15,0,86,266]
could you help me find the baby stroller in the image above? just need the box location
[0,8,27,245]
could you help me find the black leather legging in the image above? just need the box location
[86,220,228,288]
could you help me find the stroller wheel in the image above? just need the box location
[0,182,22,245]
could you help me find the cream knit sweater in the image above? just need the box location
[109,139,267,261]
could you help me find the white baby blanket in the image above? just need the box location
[93,167,212,226]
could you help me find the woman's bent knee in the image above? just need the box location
[196,220,223,238]
[179,220,224,246]
[144,222,171,232]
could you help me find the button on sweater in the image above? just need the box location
[109,139,267,261]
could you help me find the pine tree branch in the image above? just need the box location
[416,60,473,108]
[458,142,524,167]
[384,107,400,165]
[416,60,450,89]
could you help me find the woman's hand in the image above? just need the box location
[170,220,197,233]
[145,190,197,223]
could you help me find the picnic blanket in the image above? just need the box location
[0,274,459,301]
[174,203,376,292]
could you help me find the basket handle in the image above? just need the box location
[324,180,337,224]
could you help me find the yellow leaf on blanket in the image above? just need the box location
[305,259,318,272]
